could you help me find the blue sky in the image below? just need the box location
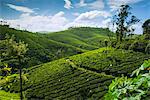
[0,0,150,33]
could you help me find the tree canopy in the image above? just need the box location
[113,5,140,42]
[142,19,150,39]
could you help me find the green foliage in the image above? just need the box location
[0,90,20,100]
[116,35,150,54]
[70,47,150,76]
[0,63,12,76]
[105,60,150,100]
[7,47,148,99]
[0,34,28,99]
[142,19,150,39]
[113,5,140,42]
[0,24,149,100]
[0,34,28,73]
[45,27,115,49]
[0,25,115,67]
[0,34,27,56]
[0,74,19,91]
[0,25,89,67]
[25,62,114,99]
[0,73,28,92]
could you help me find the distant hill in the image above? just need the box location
[0,25,114,67]
[10,47,149,99]
[45,27,115,49]
[0,25,85,67]
[1,25,149,99]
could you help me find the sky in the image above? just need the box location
[0,0,150,33]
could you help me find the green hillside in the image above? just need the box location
[0,1,149,99]
[10,47,149,99]
[0,25,85,67]
[1,25,149,99]
[0,25,113,67]
[45,27,115,49]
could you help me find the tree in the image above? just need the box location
[0,34,28,100]
[113,5,140,42]
[142,19,150,39]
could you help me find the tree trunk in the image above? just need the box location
[19,56,23,100]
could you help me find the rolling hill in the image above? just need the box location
[0,25,114,67]
[8,47,149,99]
[45,27,115,49]
[1,25,149,99]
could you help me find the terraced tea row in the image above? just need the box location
[4,47,148,99]
[19,47,150,99]
[25,68,114,99]
[69,47,150,76]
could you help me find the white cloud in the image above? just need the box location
[64,10,113,30]
[2,9,112,32]
[50,11,68,25]
[65,21,97,28]
[64,0,73,9]
[75,10,111,22]
[6,4,34,13]
[88,0,104,9]
[102,18,111,27]
[131,23,143,34]
[65,18,112,29]
[72,12,80,16]
[108,0,143,11]
[76,0,87,7]
[76,0,104,9]
[5,11,69,32]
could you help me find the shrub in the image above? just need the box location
[105,60,150,100]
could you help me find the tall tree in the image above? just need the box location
[0,34,28,100]
[113,5,140,42]
[142,19,150,39]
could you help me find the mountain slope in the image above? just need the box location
[13,47,149,99]
[0,25,114,67]
[45,27,115,49]
[0,25,86,67]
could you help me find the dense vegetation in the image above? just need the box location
[0,90,20,100]
[0,25,85,67]
[0,25,114,67]
[105,60,150,100]
[0,4,149,98]
[45,27,115,49]
[0,23,150,99]
[3,47,147,99]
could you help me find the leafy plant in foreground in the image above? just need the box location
[105,60,150,100]
[0,34,28,100]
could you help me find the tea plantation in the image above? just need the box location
[14,47,149,99]
[0,25,149,99]
[0,25,113,67]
